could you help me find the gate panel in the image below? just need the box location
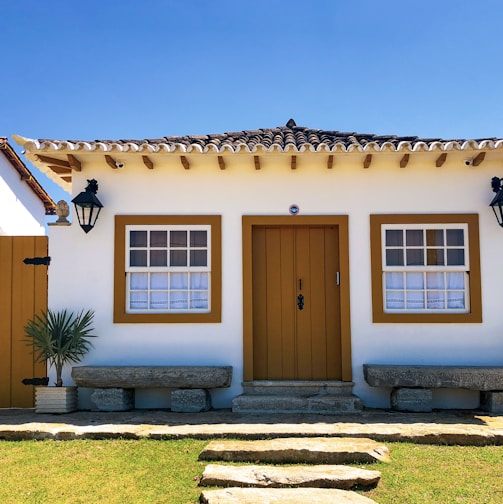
[0,236,48,408]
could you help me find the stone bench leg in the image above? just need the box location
[391,387,433,412]
[171,388,211,412]
[90,388,135,411]
[480,391,503,413]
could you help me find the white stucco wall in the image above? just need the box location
[0,152,46,235]
[48,150,503,409]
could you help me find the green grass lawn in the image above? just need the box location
[0,439,501,503]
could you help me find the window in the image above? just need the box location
[114,216,221,323]
[370,214,482,323]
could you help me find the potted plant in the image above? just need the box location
[24,309,96,413]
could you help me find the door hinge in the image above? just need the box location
[23,256,51,266]
[336,272,340,286]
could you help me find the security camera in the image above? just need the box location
[464,159,473,166]
[116,161,125,169]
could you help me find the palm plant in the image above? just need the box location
[24,309,96,387]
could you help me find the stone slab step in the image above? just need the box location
[199,437,390,464]
[232,394,363,414]
[199,487,378,503]
[200,463,381,489]
[242,380,356,396]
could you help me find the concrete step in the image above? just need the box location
[200,463,381,489]
[198,437,391,465]
[232,393,363,414]
[200,487,378,503]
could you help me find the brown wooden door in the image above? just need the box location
[0,236,48,407]
[252,225,341,380]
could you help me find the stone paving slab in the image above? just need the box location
[199,487,378,503]
[199,437,391,464]
[200,463,381,489]
[1,409,503,445]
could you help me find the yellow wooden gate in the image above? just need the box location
[0,236,48,407]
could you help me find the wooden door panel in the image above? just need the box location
[252,225,342,381]
[325,227,342,378]
[252,228,268,379]
[265,228,283,379]
[279,227,296,378]
[295,227,312,379]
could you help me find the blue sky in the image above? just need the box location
[1,1,503,205]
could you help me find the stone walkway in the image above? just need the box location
[0,408,502,444]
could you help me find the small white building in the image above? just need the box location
[0,137,55,235]
[14,121,503,411]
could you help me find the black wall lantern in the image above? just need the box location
[490,177,503,227]
[71,179,103,233]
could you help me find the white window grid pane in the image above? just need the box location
[382,224,468,271]
[126,224,211,313]
[382,223,469,314]
[128,271,211,313]
[126,225,211,271]
[384,271,469,313]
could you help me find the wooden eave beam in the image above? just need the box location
[49,165,72,175]
[218,156,226,170]
[142,155,154,170]
[472,152,486,167]
[291,155,297,170]
[327,155,334,169]
[105,155,118,169]
[180,156,190,170]
[36,154,70,168]
[67,154,81,171]
[254,155,260,170]
[400,154,410,168]
[436,153,447,167]
[363,154,372,169]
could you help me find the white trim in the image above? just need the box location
[125,224,212,314]
[381,223,470,314]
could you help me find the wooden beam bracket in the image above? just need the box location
[218,156,226,170]
[254,155,261,170]
[327,155,334,169]
[180,156,190,170]
[400,154,410,168]
[105,155,118,169]
[67,154,82,171]
[472,152,486,167]
[291,155,297,170]
[142,155,154,170]
[436,153,447,167]
[363,154,372,169]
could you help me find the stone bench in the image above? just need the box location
[71,366,232,412]
[363,364,503,413]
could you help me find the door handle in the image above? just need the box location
[297,293,304,311]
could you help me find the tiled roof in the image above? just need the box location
[0,138,56,215]
[16,120,503,154]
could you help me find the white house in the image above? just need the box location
[0,137,55,235]
[14,121,503,411]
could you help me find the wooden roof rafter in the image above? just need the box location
[435,153,447,167]
[400,154,410,168]
[363,154,372,169]
[180,156,190,170]
[105,154,119,169]
[142,155,154,170]
[472,152,486,166]
[218,156,226,170]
